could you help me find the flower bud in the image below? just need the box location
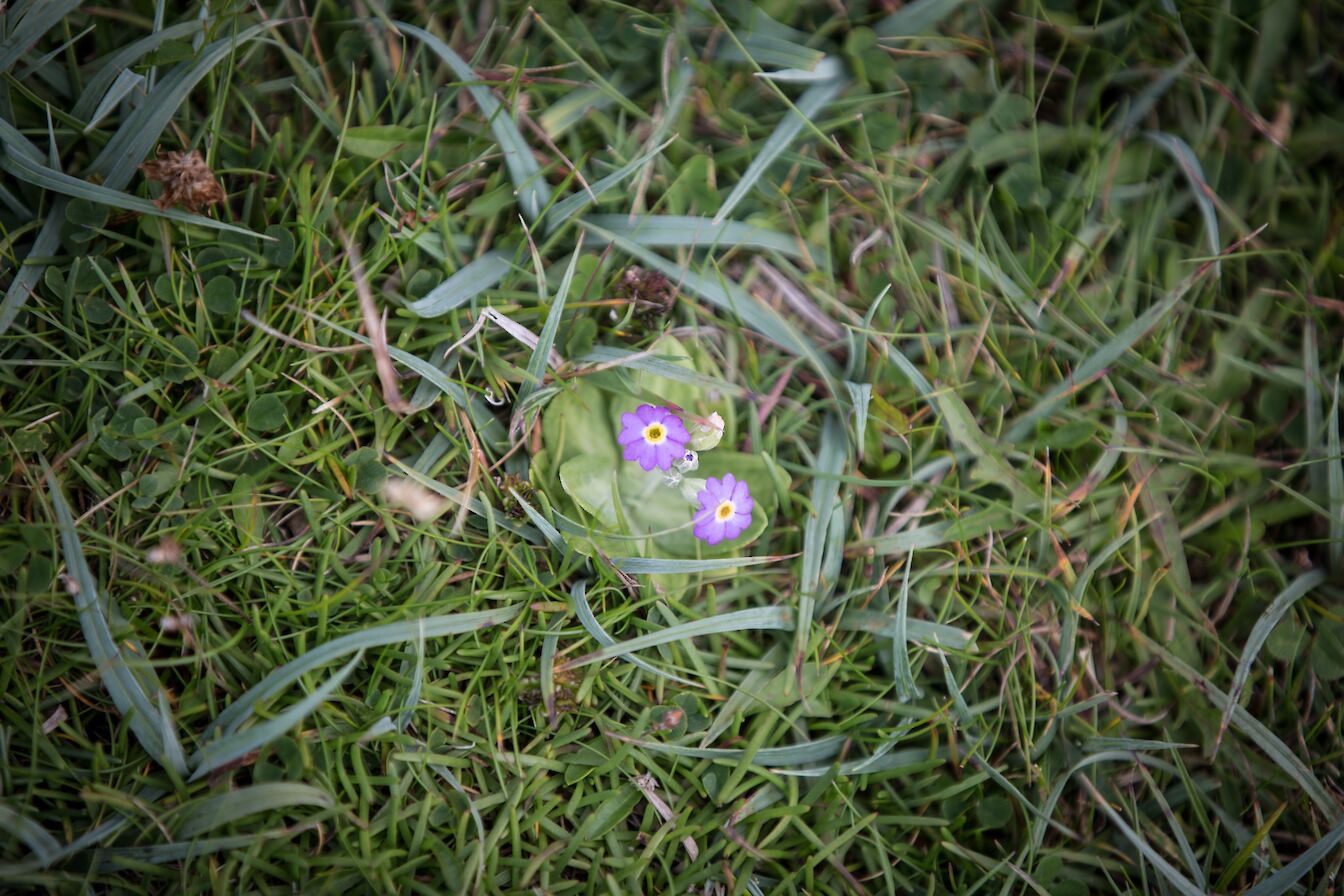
[687,412,724,451]
[679,476,707,504]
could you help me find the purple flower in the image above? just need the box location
[693,473,754,545]
[618,404,690,471]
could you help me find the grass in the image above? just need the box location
[1,0,1343,892]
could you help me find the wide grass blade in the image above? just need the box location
[578,218,839,384]
[46,466,185,774]
[0,149,264,237]
[82,69,146,133]
[1075,773,1206,896]
[394,22,551,222]
[518,238,582,417]
[610,555,779,574]
[1144,131,1221,263]
[1216,569,1327,749]
[1132,625,1341,822]
[1243,813,1344,896]
[560,607,794,671]
[875,0,970,36]
[0,0,82,73]
[836,609,976,650]
[570,581,697,686]
[863,509,1006,556]
[175,783,336,838]
[209,606,523,738]
[581,214,811,259]
[0,803,60,865]
[615,733,846,765]
[88,23,275,189]
[795,414,847,662]
[69,20,201,121]
[713,76,845,224]
[191,652,364,781]
[0,205,64,335]
[404,251,513,318]
[545,139,674,232]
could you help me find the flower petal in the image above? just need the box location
[694,516,728,545]
[654,441,676,470]
[636,404,658,424]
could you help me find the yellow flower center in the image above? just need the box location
[643,422,666,444]
[715,500,736,521]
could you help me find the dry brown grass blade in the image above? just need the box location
[338,229,414,415]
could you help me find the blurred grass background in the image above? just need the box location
[1,0,1343,892]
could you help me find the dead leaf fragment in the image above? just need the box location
[139,150,225,212]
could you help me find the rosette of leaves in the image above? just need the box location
[533,334,782,559]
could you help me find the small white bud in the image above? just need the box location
[687,412,724,451]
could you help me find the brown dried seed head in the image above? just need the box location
[139,150,225,213]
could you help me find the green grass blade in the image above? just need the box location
[1143,131,1221,264]
[836,609,976,651]
[863,509,1006,555]
[0,803,60,865]
[519,239,582,414]
[712,76,845,224]
[88,23,275,189]
[581,214,811,259]
[576,346,747,397]
[890,557,922,701]
[615,733,846,765]
[0,202,64,335]
[875,0,970,36]
[545,139,674,232]
[569,581,697,686]
[578,218,839,383]
[69,20,201,121]
[1003,291,1184,442]
[1243,813,1344,896]
[81,68,145,133]
[191,652,364,781]
[0,149,264,237]
[1328,376,1343,573]
[0,0,82,73]
[393,22,551,221]
[175,783,335,838]
[1133,626,1341,822]
[209,606,523,738]
[46,466,184,773]
[795,414,847,661]
[1075,773,1206,896]
[560,607,794,671]
[404,250,514,318]
[1217,569,1327,748]
[610,556,779,574]
[302,311,506,445]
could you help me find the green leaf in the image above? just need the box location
[203,276,238,315]
[246,395,287,433]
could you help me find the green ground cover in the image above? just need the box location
[2,0,1343,892]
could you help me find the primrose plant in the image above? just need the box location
[617,405,751,546]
